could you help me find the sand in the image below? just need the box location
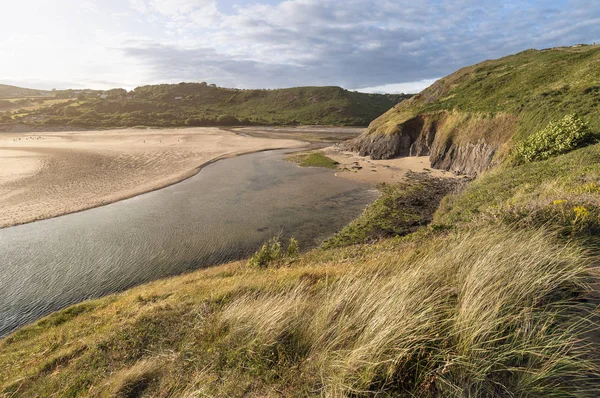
[322,146,461,185]
[0,128,304,228]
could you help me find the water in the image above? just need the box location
[0,149,377,336]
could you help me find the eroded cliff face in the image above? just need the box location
[345,111,518,176]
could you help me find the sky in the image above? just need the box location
[0,0,599,93]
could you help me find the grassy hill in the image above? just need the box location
[347,44,600,174]
[2,47,600,396]
[1,84,410,127]
[0,84,51,99]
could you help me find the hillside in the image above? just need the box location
[0,84,52,99]
[2,84,410,128]
[346,44,600,174]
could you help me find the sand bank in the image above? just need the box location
[0,128,304,228]
[322,146,462,184]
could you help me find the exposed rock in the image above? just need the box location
[430,140,497,176]
[344,112,513,176]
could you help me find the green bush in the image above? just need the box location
[286,237,300,258]
[512,114,592,163]
[248,236,300,268]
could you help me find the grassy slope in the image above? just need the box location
[2,144,600,397]
[367,45,600,158]
[12,85,409,127]
[0,84,51,99]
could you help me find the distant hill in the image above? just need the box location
[0,84,52,99]
[5,84,411,127]
[347,44,600,174]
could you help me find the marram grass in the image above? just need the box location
[1,226,598,397]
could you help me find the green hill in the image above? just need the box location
[347,44,600,174]
[8,84,410,127]
[0,84,51,99]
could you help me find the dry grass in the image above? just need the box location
[2,225,597,396]
[220,227,599,396]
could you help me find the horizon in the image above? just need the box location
[1,1,599,94]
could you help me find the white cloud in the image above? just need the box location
[1,0,599,90]
[356,79,440,94]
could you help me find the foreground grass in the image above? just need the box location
[286,150,340,169]
[1,226,597,397]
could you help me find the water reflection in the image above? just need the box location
[0,150,377,336]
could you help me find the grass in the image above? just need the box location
[323,173,461,248]
[2,46,600,396]
[1,224,597,396]
[286,150,340,169]
[435,142,600,238]
[2,142,600,396]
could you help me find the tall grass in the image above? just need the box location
[219,226,599,396]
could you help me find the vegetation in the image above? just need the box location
[247,236,300,268]
[2,46,600,396]
[324,173,461,248]
[0,84,52,99]
[2,141,600,396]
[511,114,594,164]
[436,142,600,238]
[1,83,410,128]
[286,151,340,169]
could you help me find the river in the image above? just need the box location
[0,149,377,336]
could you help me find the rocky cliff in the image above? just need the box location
[345,45,600,175]
[345,111,518,175]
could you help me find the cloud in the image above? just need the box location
[356,79,441,94]
[119,0,600,91]
[2,0,598,91]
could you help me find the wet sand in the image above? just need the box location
[0,128,304,228]
[322,146,460,184]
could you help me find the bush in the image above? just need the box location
[248,236,300,268]
[512,114,593,164]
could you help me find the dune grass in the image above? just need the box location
[1,225,597,397]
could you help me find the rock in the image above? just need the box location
[344,112,509,176]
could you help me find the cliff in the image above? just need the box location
[346,45,600,175]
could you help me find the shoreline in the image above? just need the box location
[0,128,306,229]
[0,146,307,230]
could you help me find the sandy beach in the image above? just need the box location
[322,146,461,185]
[0,128,304,228]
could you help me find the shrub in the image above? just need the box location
[286,237,300,258]
[512,114,593,164]
[247,236,300,268]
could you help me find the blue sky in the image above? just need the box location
[1,0,598,93]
